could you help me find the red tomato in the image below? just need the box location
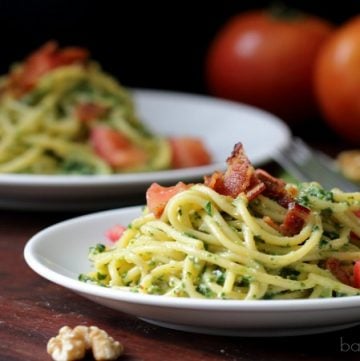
[354,260,360,288]
[106,225,126,243]
[169,137,211,169]
[206,9,333,123]
[146,182,189,218]
[90,126,148,169]
[315,16,360,144]
[325,258,352,286]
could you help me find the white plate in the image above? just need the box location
[0,89,291,211]
[24,207,360,337]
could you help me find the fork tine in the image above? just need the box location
[273,137,359,191]
[272,149,310,183]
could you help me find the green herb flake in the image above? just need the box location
[96,273,107,281]
[78,274,94,283]
[205,201,213,216]
[196,284,215,298]
[254,235,264,242]
[319,239,329,249]
[61,158,95,175]
[279,267,300,280]
[212,269,225,285]
[263,292,274,300]
[183,232,196,239]
[321,207,333,218]
[89,243,106,255]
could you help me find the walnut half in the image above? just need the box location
[47,325,124,361]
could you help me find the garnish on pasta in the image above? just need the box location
[80,143,360,299]
[0,41,211,174]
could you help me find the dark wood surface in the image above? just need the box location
[1,206,360,361]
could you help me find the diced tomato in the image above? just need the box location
[106,224,127,243]
[9,41,89,96]
[146,182,189,218]
[354,210,360,218]
[169,137,211,169]
[75,102,108,122]
[350,211,360,241]
[90,126,148,169]
[325,258,352,286]
[353,260,360,288]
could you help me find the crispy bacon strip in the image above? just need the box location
[8,41,89,96]
[263,216,282,233]
[75,102,108,122]
[279,202,310,236]
[245,181,266,201]
[204,143,255,198]
[325,258,352,286]
[204,142,311,236]
[255,169,294,208]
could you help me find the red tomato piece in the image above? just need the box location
[106,225,127,243]
[169,137,211,169]
[325,258,352,286]
[90,126,148,169]
[146,182,189,218]
[353,261,360,288]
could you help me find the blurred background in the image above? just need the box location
[0,0,359,146]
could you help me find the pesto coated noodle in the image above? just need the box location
[0,42,210,174]
[81,143,360,300]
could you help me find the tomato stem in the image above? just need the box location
[267,2,304,21]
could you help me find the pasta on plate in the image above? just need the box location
[81,143,360,300]
[0,42,210,175]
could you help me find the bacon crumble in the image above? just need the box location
[204,142,310,236]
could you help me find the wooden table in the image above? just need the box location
[1,125,359,361]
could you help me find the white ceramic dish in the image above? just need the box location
[24,207,360,337]
[0,89,290,211]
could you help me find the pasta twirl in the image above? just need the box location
[0,42,208,175]
[81,144,360,300]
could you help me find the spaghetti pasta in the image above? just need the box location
[0,42,210,174]
[81,146,360,300]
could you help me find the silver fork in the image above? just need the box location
[272,137,359,192]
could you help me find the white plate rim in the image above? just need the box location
[0,88,291,188]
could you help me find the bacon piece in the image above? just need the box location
[279,202,310,236]
[325,258,352,286]
[8,41,89,96]
[203,142,310,236]
[246,181,266,201]
[255,169,294,207]
[205,143,254,198]
[75,102,108,122]
[263,216,282,233]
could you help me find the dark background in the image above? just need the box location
[0,0,358,93]
[0,0,359,145]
